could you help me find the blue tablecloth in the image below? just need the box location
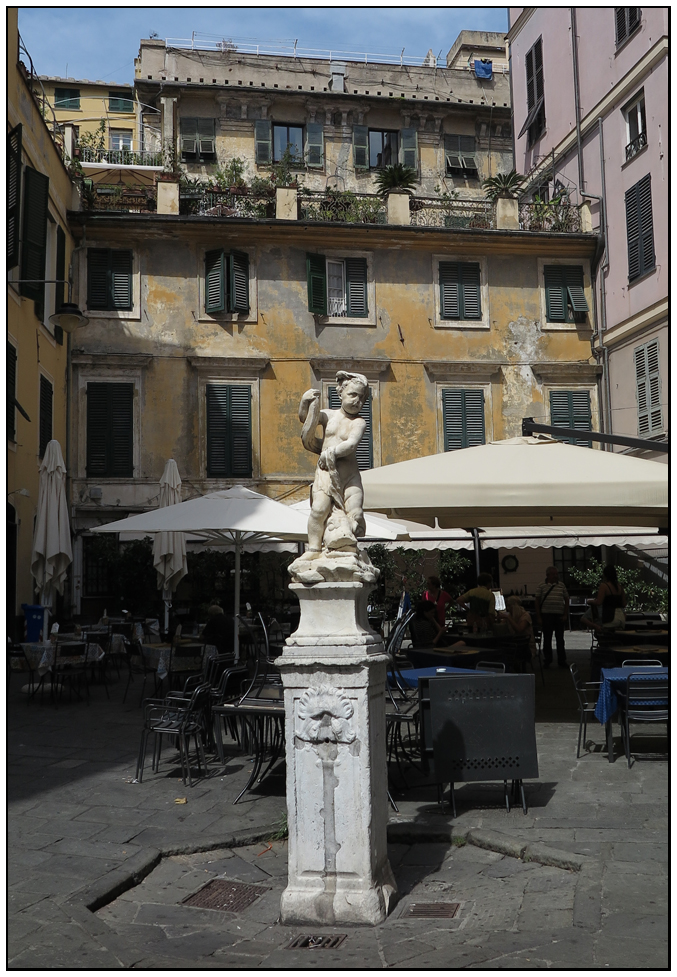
[594,667,669,725]
[390,665,487,690]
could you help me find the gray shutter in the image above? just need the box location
[20,167,49,308]
[442,389,485,450]
[255,120,272,164]
[205,249,225,313]
[399,128,418,169]
[550,390,592,446]
[39,375,53,458]
[206,385,251,477]
[8,123,21,269]
[110,383,134,476]
[229,385,252,477]
[634,345,649,436]
[564,265,588,313]
[637,174,654,275]
[110,250,133,310]
[180,117,197,155]
[328,385,373,470]
[87,249,110,310]
[460,263,481,319]
[306,253,327,315]
[197,118,215,155]
[229,250,250,312]
[628,7,641,33]
[8,342,17,441]
[86,383,109,476]
[615,7,628,44]
[525,48,535,110]
[646,340,662,433]
[306,122,324,168]
[544,265,566,321]
[463,390,486,447]
[353,125,369,170]
[439,262,460,319]
[345,257,368,317]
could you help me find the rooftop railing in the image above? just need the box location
[179,186,275,218]
[86,185,157,212]
[518,200,582,233]
[80,147,163,168]
[298,189,386,224]
[410,196,495,229]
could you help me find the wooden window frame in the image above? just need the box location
[543,384,600,449]
[306,250,376,326]
[79,245,140,320]
[196,375,260,481]
[437,384,491,453]
[76,368,143,480]
[625,173,655,283]
[198,246,257,323]
[53,88,80,110]
[85,381,135,478]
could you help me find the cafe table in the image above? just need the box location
[21,640,105,677]
[391,664,490,690]
[594,665,669,762]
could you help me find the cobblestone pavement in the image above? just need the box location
[8,635,668,969]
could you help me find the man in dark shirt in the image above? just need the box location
[200,604,234,656]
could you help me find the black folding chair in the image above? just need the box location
[569,664,602,758]
[616,673,669,768]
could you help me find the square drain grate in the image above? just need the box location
[183,879,269,913]
[286,934,348,950]
[405,902,460,918]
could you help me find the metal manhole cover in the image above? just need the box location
[182,879,269,912]
[405,902,460,918]
[286,934,348,949]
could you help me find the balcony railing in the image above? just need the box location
[80,147,163,167]
[298,190,386,224]
[86,185,157,212]
[625,130,648,161]
[410,197,495,229]
[179,187,276,217]
[519,200,582,233]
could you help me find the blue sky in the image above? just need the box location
[18,6,508,84]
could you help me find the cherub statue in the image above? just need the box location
[298,371,369,556]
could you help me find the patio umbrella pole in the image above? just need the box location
[162,588,171,634]
[472,528,481,577]
[234,531,241,662]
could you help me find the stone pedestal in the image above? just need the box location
[278,579,397,926]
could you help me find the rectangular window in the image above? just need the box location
[306,254,368,318]
[87,248,133,311]
[624,91,647,160]
[305,122,324,168]
[54,88,80,110]
[180,118,216,162]
[353,125,369,170]
[20,167,50,319]
[625,174,654,281]
[110,130,133,151]
[445,134,478,176]
[39,376,53,458]
[273,124,304,163]
[519,38,545,147]
[439,261,482,320]
[399,128,418,170]
[8,123,22,269]
[86,382,134,477]
[544,265,588,323]
[442,389,486,451]
[255,120,272,164]
[635,340,662,435]
[82,536,112,598]
[204,249,249,314]
[328,385,373,470]
[109,90,134,112]
[369,130,398,168]
[549,390,592,447]
[8,342,17,441]
[206,384,252,478]
[615,7,642,46]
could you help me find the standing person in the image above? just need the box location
[199,604,235,656]
[456,573,496,633]
[535,567,570,668]
[424,576,453,628]
[584,565,626,634]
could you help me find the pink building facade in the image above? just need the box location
[507,7,668,461]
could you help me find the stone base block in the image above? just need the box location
[280,870,397,926]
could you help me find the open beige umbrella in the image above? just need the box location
[31,440,73,638]
[153,460,188,632]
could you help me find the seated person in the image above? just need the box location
[410,600,447,648]
[456,573,496,632]
[497,596,536,656]
[199,604,235,656]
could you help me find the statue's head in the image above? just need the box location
[336,371,369,416]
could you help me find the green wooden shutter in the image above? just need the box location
[87,383,133,476]
[353,125,369,170]
[306,253,327,315]
[180,117,197,155]
[549,390,592,446]
[39,376,53,458]
[229,250,250,312]
[399,128,418,169]
[563,265,588,313]
[439,262,460,319]
[328,385,373,470]
[544,265,566,322]
[8,342,17,441]
[8,123,22,269]
[460,263,481,319]
[86,383,110,476]
[87,249,110,310]
[306,122,324,168]
[205,249,225,313]
[442,389,485,450]
[197,118,215,156]
[345,257,368,317]
[20,167,49,309]
[110,250,133,309]
[206,385,252,477]
[255,120,272,164]
[206,384,229,476]
[229,385,252,477]
[626,175,654,282]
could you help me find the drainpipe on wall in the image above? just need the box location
[570,8,585,194]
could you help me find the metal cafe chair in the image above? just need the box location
[476,661,506,674]
[569,664,602,758]
[621,660,663,668]
[136,683,211,787]
[616,672,669,768]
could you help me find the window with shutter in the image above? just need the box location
[369,130,398,168]
[306,122,324,168]
[8,343,17,441]
[54,88,80,109]
[544,265,588,322]
[86,382,134,477]
[306,253,327,315]
[399,129,418,171]
[625,174,654,282]
[180,118,215,161]
[352,125,369,170]
[273,124,304,163]
[255,120,272,164]
[439,262,481,320]
[634,340,662,435]
[519,38,545,145]
[328,385,373,470]
[442,389,486,450]
[615,7,642,46]
[229,251,250,312]
[8,124,22,270]
[109,91,134,112]
[206,384,252,477]
[205,249,225,313]
[110,250,133,309]
[87,248,133,311]
[345,258,368,317]
[444,134,477,176]
[39,376,53,458]
[20,167,49,314]
[549,390,592,446]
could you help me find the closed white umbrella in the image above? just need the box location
[153,460,187,633]
[31,440,72,639]
[92,486,309,659]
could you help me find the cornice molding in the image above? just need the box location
[531,361,602,383]
[310,357,391,380]
[186,355,270,376]
[71,353,153,369]
[424,360,506,381]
